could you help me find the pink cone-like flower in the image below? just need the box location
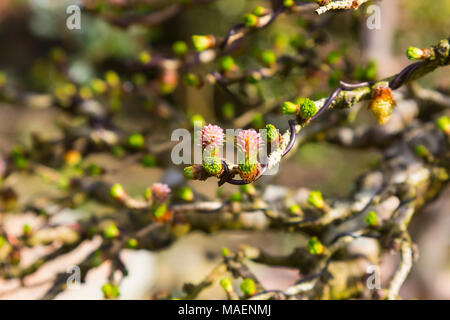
[151,183,171,202]
[201,124,224,149]
[237,129,261,164]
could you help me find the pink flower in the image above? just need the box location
[201,124,224,149]
[237,129,261,162]
[151,183,171,202]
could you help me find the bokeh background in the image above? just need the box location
[0,0,449,299]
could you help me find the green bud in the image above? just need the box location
[251,112,264,129]
[203,156,223,176]
[177,186,194,202]
[128,133,145,149]
[221,247,230,257]
[222,102,235,119]
[243,13,258,27]
[414,145,429,158]
[141,154,157,167]
[252,6,267,17]
[283,0,294,8]
[190,114,205,127]
[23,224,32,236]
[307,236,325,255]
[184,73,200,87]
[192,35,213,52]
[152,203,167,219]
[138,51,151,64]
[126,238,138,248]
[86,163,102,176]
[110,183,125,199]
[327,50,341,65]
[265,124,278,142]
[0,235,6,249]
[103,223,120,239]
[298,97,317,120]
[282,101,299,115]
[230,192,242,202]
[406,46,424,60]
[184,166,196,180]
[102,283,120,299]
[219,56,235,72]
[220,277,233,292]
[240,278,256,296]
[105,70,120,87]
[172,41,188,56]
[307,190,324,209]
[435,115,450,134]
[261,50,276,67]
[247,72,261,84]
[364,211,378,227]
[0,71,6,87]
[288,204,302,215]
[239,184,256,195]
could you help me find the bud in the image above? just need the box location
[221,247,230,257]
[126,238,138,248]
[435,115,450,134]
[283,0,294,7]
[326,50,341,65]
[151,183,171,202]
[138,51,151,64]
[261,50,276,67]
[240,278,256,297]
[184,165,207,180]
[414,145,429,158]
[247,72,262,84]
[152,203,167,219]
[192,35,215,52]
[127,133,145,149]
[23,224,32,236]
[102,283,120,299]
[202,156,223,176]
[177,186,194,202]
[90,78,107,94]
[141,154,157,167]
[103,222,120,239]
[237,130,262,183]
[172,40,188,56]
[243,13,258,27]
[105,71,120,87]
[251,113,264,129]
[239,184,256,196]
[288,204,302,216]
[190,114,205,127]
[201,124,224,149]
[282,101,299,115]
[222,102,235,120]
[0,71,6,88]
[406,46,425,60]
[220,277,233,292]
[219,55,235,72]
[297,97,317,120]
[368,84,395,125]
[364,211,378,227]
[307,190,324,209]
[265,124,279,143]
[110,183,126,200]
[307,236,325,255]
[184,73,201,87]
[253,6,268,17]
[64,150,82,166]
[230,192,243,202]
